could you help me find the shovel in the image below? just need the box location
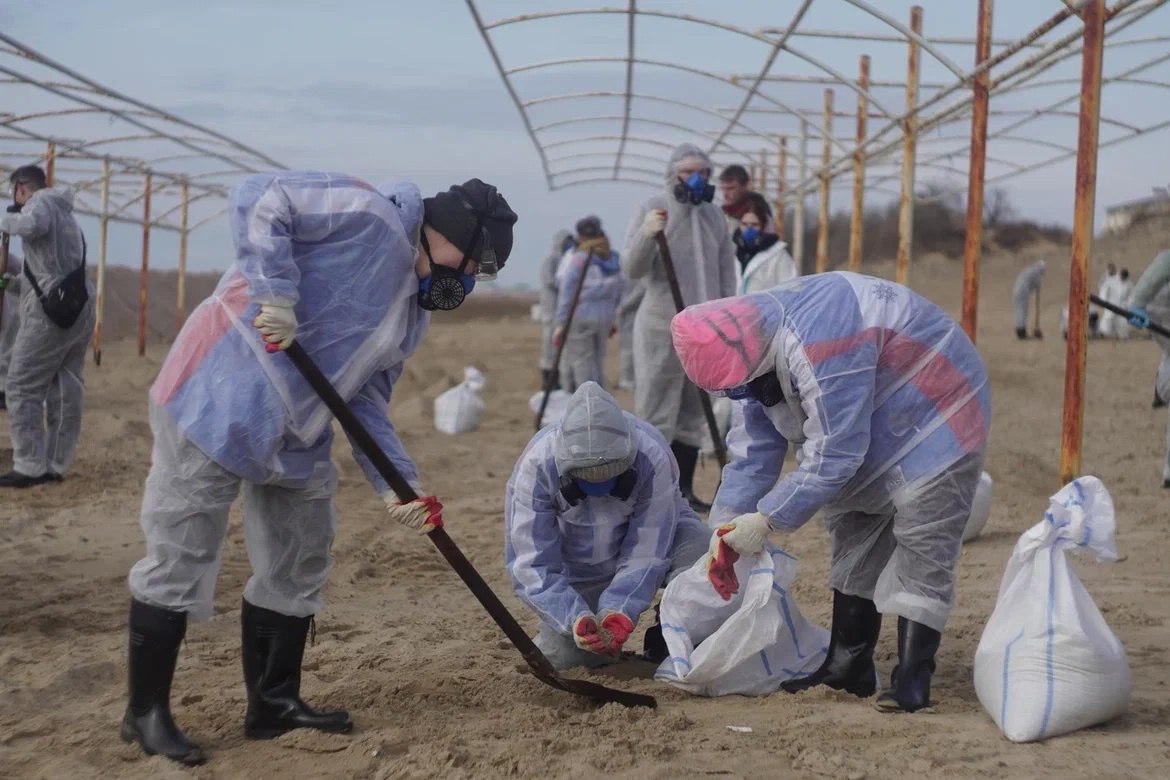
[283,341,657,709]
[1089,294,1170,339]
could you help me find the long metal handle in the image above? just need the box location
[1089,294,1170,339]
[534,254,591,431]
[653,232,729,468]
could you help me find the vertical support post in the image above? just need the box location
[1060,0,1105,485]
[896,6,923,287]
[758,148,768,197]
[177,180,190,333]
[94,158,110,366]
[795,119,808,271]
[848,55,870,273]
[44,142,56,185]
[776,135,788,241]
[138,173,152,358]
[748,163,757,189]
[816,89,834,274]
[961,0,993,342]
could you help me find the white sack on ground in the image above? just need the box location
[528,388,571,428]
[434,367,486,435]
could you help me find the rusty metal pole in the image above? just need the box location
[93,158,110,366]
[1060,0,1105,485]
[177,180,189,333]
[896,6,923,287]
[816,89,833,274]
[138,173,152,357]
[794,119,808,272]
[848,55,870,273]
[961,0,993,342]
[777,135,788,241]
[44,142,56,185]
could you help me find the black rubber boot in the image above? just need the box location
[670,441,711,513]
[241,599,353,739]
[120,599,206,766]
[781,590,881,698]
[875,616,942,713]
[641,605,668,664]
[1015,327,1028,340]
[1153,387,1166,409]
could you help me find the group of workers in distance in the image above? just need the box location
[3,139,1166,770]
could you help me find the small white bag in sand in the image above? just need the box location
[962,471,994,542]
[654,545,829,697]
[973,476,1129,742]
[528,388,571,428]
[433,367,487,435]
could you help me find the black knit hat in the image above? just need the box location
[423,178,518,269]
[575,215,603,240]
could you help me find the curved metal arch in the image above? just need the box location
[550,164,665,180]
[551,175,661,191]
[548,150,668,170]
[532,115,763,159]
[912,132,1077,155]
[543,134,676,153]
[508,56,856,158]
[838,0,968,80]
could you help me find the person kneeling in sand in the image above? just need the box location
[504,381,712,669]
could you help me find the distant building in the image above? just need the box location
[1105,187,1170,233]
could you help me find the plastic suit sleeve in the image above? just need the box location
[554,254,588,325]
[716,218,737,298]
[1131,250,1170,310]
[229,173,336,307]
[711,401,790,528]
[597,440,678,620]
[344,364,420,497]
[0,197,52,239]
[505,458,591,634]
[621,201,658,281]
[759,344,876,532]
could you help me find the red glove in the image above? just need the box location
[707,526,741,601]
[609,324,618,338]
[573,614,611,654]
[552,327,565,348]
[384,494,444,533]
[599,612,635,656]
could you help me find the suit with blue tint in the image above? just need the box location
[130,171,429,621]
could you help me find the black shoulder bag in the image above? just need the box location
[23,233,90,329]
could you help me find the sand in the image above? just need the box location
[2,234,1169,780]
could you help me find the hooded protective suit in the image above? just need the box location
[1012,260,1045,332]
[505,382,711,669]
[621,143,736,447]
[129,170,431,620]
[671,273,990,631]
[554,243,624,391]
[540,230,572,372]
[0,254,22,401]
[1131,249,1170,481]
[616,278,645,389]
[734,234,799,295]
[0,187,95,478]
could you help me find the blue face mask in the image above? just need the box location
[574,476,619,497]
[673,170,716,205]
[685,171,707,193]
[741,226,760,246]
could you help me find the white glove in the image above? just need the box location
[383,492,444,533]
[641,209,666,237]
[718,511,772,555]
[253,303,297,351]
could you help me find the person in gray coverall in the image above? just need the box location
[0,253,23,411]
[0,165,95,488]
[1012,259,1046,340]
[621,143,736,513]
[540,229,575,390]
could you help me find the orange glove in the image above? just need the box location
[707,525,741,601]
[383,495,444,534]
[599,612,635,656]
[573,614,611,654]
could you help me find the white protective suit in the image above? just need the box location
[621,143,736,447]
[671,273,991,632]
[505,382,711,669]
[128,171,434,620]
[540,230,572,372]
[1098,271,1129,338]
[1130,249,1170,482]
[616,278,645,390]
[1012,259,1046,332]
[0,187,95,477]
[554,243,624,392]
[0,254,23,401]
[735,235,799,295]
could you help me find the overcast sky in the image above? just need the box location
[5,0,1169,287]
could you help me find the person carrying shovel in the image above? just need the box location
[621,142,736,513]
[120,170,516,766]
